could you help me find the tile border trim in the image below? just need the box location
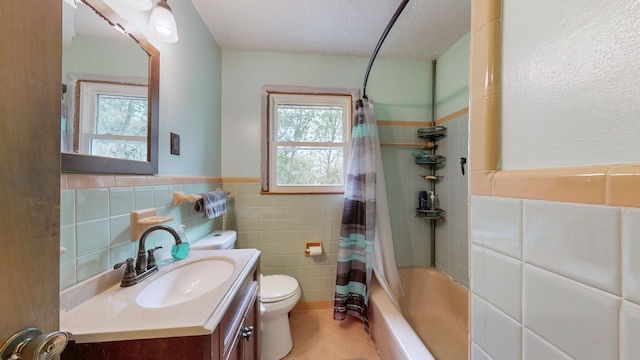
[61,174,223,189]
[471,165,640,208]
[377,107,469,127]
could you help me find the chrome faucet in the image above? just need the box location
[113,224,182,287]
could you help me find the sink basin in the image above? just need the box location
[136,257,235,308]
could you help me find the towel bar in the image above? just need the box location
[172,191,202,205]
[173,189,231,206]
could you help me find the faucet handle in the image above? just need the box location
[147,246,163,269]
[114,258,137,287]
[114,257,134,270]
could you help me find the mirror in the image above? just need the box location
[61,0,159,174]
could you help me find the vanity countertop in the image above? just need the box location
[60,249,260,344]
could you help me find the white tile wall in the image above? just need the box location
[472,294,522,360]
[523,329,571,360]
[621,301,640,360]
[471,196,522,259]
[471,196,638,360]
[623,209,640,303]
[472,245,522,321]
[524,264,619,360]
[471,342,493,360]
[523,200,621,295]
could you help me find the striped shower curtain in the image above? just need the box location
[333,99,377,329]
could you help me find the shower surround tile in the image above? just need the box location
[523,200,621,295]
[471,245,522,321]
[623,208,640,304]
[471,342,493,360]
[523,329,571,360]
[472,294,522,360]
[523,264,619,360]
[471,195,522,259]
[621,300,640,360]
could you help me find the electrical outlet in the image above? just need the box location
[170,132,180,155]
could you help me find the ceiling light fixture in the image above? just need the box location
[128,0,153,11]
[103,0,152,11]
[148,0,178,43]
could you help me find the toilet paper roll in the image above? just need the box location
[308,246,323,256]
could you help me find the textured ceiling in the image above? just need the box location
[191,0,471,61]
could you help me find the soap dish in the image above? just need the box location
[138,216,173,225]
[132,208,174,240]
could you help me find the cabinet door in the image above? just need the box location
[223,281,259,360]
[239,297,258,360]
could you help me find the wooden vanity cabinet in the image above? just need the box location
[61,264,260,360]
[220,267,260,360]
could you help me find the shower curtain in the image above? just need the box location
[334,99,404,329]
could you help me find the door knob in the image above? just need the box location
[0,327,68,360]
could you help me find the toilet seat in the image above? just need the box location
[260,275,299,303]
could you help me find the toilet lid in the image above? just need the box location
[260,275,299,303]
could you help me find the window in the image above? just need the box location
[77,81,148,161]
[261,87,357,194]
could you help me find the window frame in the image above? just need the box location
[76,80,148,159]
[261,85,359,194]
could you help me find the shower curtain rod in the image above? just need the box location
[359,0,410,107]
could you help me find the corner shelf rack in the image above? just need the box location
[417,125,447,140]
[416,208,446,220]
[415,125,447,221]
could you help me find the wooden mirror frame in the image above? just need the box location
[61,0,160,174]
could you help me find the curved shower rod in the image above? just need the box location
[359,0,410,107]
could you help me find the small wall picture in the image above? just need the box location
[170,132,180,155]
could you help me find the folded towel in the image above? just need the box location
[194,190,228,219]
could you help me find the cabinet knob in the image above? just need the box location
[241,325,254,341]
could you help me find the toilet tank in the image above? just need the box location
[190,230,237,250]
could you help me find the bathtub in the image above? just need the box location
[370,267,469,360]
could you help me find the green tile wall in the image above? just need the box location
[60,182,220,290]
[222,183,343,302]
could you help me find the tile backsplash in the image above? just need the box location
[471,195,640,359]
[60,181,219,290]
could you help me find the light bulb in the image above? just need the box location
[148,0,178,43]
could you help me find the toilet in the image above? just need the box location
[191,230,301,360]
[189,230,237,250]
[260,274,301,360]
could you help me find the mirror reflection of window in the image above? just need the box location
[77,81,148,161]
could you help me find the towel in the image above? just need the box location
[194,190,228,219]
